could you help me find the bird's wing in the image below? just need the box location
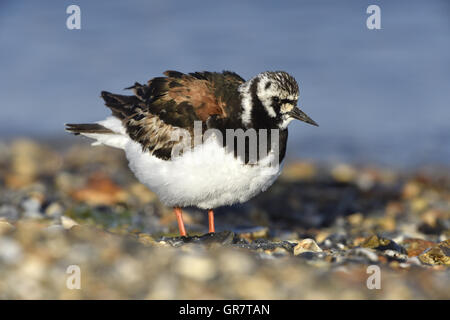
[100,70,245,159]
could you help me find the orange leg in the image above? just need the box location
[174,207,187,237]
[208,209,215,233]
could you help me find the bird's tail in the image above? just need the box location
[65,123,114,135]
[65,118,128,150]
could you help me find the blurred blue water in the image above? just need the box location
[1,0,449,167]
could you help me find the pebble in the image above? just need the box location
[61,216,79,229]
[0,237,23,264]
[0,205,19,221]
[235,226,269,240]
[418,240,450,265]
[361,235,406,254]
[71,172,128,206]
[347,213,364,226]
[383,249,408,262]
[293,238,322,256]
[0,220,15,234]
[411,198,428,213]
[217,251,254,274]
[138,233,156,246]
[175,254,217,281]
[402,238,436,257]
[402,181,422,199]
[331,164,356,182]
[21,197,43,219]
[45,202,63,218]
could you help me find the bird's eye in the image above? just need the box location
[273,97,280,103]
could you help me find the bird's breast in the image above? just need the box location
[124,135,283,209]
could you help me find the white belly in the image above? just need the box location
[83,117,282,209]
[125,137,282,209]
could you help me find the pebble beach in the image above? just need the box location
[0,139,449,299]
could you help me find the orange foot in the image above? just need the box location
[174,207,187,237]
[208,209,215,233]
[173,207,215,236]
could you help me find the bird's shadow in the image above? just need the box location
[209,178,400,235]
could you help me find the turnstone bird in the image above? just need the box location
[66,70,317,236]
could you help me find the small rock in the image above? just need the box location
[175,254,216,281]
[61,216,79,229]
[218,251,255,274]
[314,231,330,244]
[71,172,128,205]
[418,240,450,266]
[320,233,349,250]
[356,170,377,190]
[331,164,356,182]
[347,213,363,226]
[402,238,436,257]
[383,249,408,262]
[385,201,404,217]
[293,238,322,256]
[402,181,422,199]
[421,209,441,227]
[352,236,367,247]
[138,233,156,246]
[418,210,447,235]
[361,235,406,254]
[235,226,269,241]
[0,238,23,264]
[199,231,236,245]
[0,220,15,234]
[377,216,396,232]
[161,231,236,247]
[0,205,19,221]
[5,140,39,188]
[410,198,428,213]
[45,202,64,218]
[21,197,43,218]
[270,247,290,256]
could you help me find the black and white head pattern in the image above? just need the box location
[239,71,299,129]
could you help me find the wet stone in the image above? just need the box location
[232,238,296,254]
[160,231,236,247]
[418,240,450,266]
[361,235,407,255]
[159,231,298,255]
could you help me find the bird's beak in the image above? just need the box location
[289,107,319,127]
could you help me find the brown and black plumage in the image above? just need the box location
[69,70,246,160]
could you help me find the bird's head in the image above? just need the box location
[239,71,318,129]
